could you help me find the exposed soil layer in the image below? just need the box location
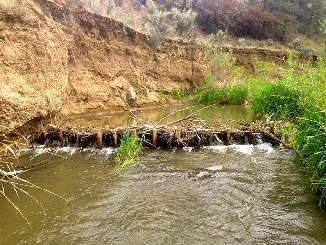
[0,0,293,137]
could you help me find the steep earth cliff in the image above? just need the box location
[0,0,288,137]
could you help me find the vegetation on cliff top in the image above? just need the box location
[67,0,326,52]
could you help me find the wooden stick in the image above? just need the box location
[225,128,231,146]
[132,129,137,137]
[269,121,275,135]
[97,131,103,150]
[81,136,86,149]
[74,135,79,148]
[128,110,147,127]
[41,130,47,142]
[156,105,210,129]
[255,127,292,148]
[152,129,157,147]
[58,131,64,147]
[113,130,118,148]
[154,105,198,127]
[203,133,209,146]
[248,126,253,144]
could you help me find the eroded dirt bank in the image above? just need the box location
[0,0,289,137]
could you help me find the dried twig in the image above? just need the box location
[154,105,198,128]
[128,110,149,128]
[156,105,211,129]
[0,139,67,226]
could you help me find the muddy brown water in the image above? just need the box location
[1,105,326,244]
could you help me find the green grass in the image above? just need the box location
[248,54,326,206]
[116,134,142,167]
[291,58,326,206]
[294,108,326,206]
[251,82,303,119]
[192,75,248,104]
[193,83,248,105]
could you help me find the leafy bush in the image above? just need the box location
[265,0,326,35]
[116,134,142,167]
[171,8,196,36]
[145,0,169,36]
[68,0,115,15]
[210,51,236,83]
[146,0,157,13]
[171,88,185,99]
[287,37,313,55]
[208,30,228,43]
[194,0,284,40]
[251,82,302,119]
[193,50,248,105]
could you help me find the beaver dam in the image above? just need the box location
[30,122,285,149]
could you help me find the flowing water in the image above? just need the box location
[1,145,326,245]
[1,105,326,244]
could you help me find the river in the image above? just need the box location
[1,105,326,244]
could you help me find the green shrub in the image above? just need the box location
[251,82,302,119]
[210,51,236,82]
[171,88,185,100]
[171,8,197,36]
[116,134,142,167]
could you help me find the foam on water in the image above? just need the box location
[206,165,223,171]
[204,143,274,155]
[25,144,274,158]
[183,147,193,152]
[84,147,116,155]
[27,146,115,156]
[254,143,274,154]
